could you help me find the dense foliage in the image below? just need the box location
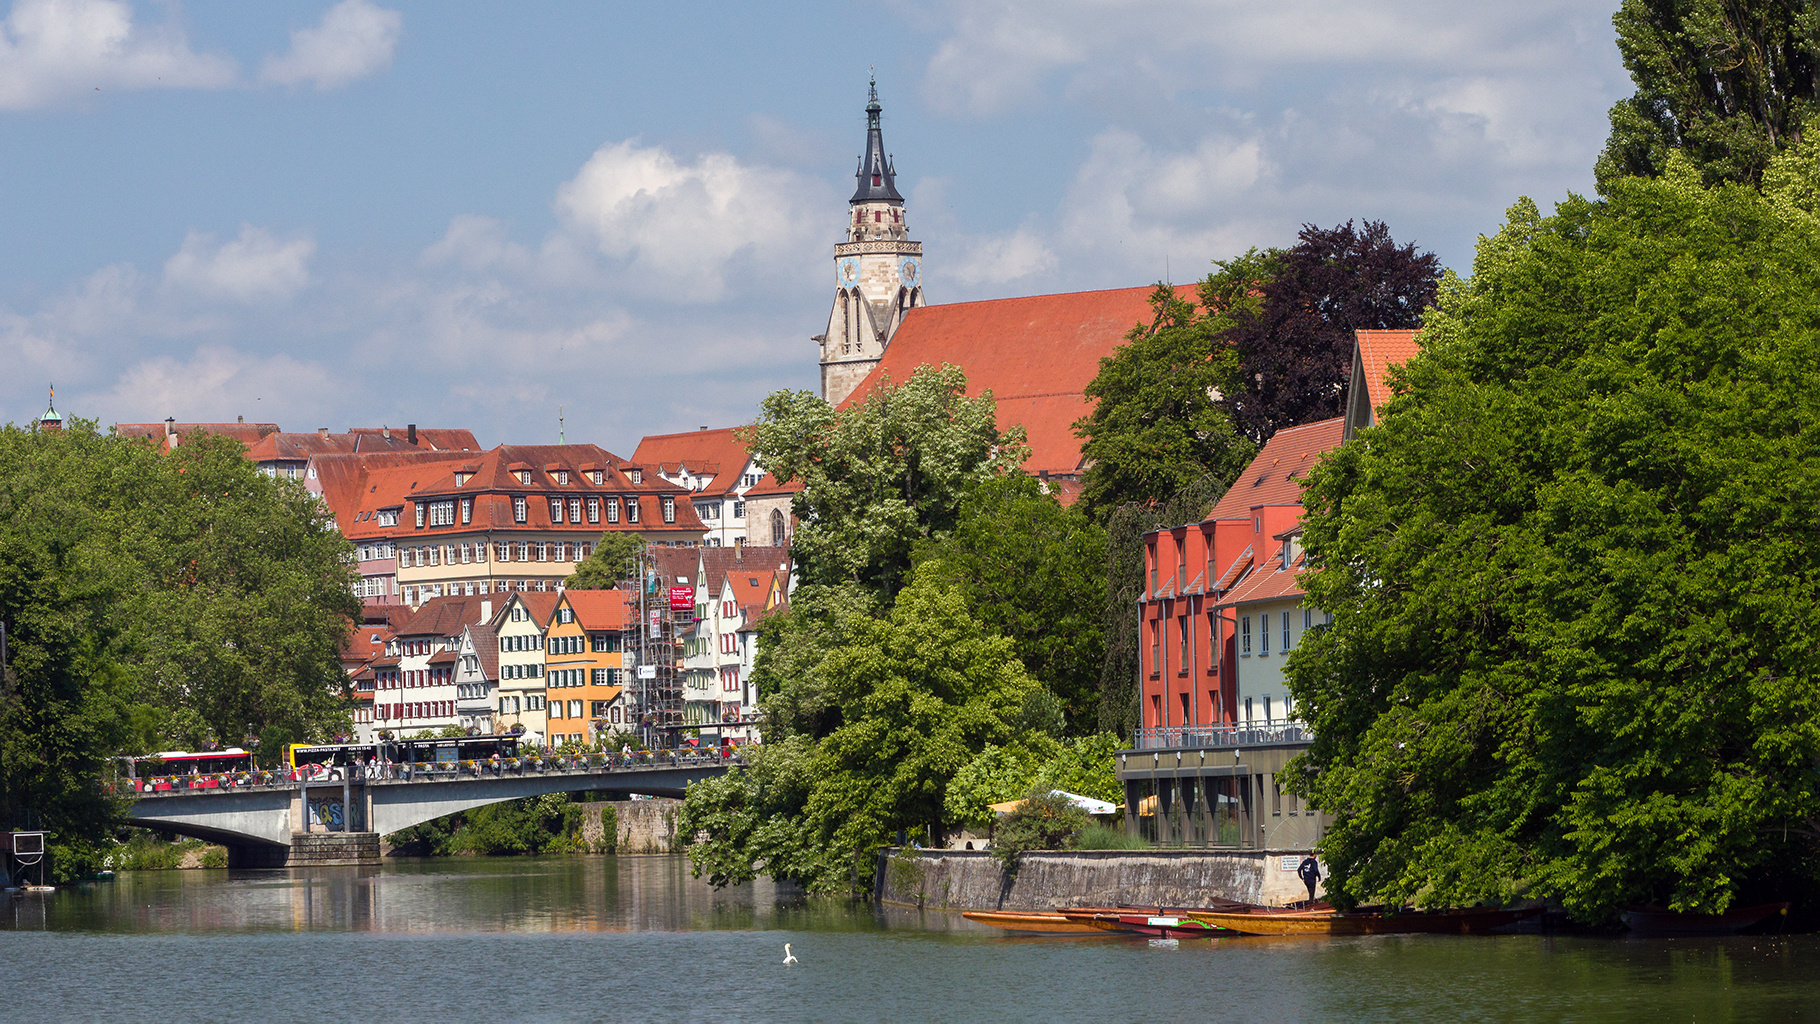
[388,794,613,856]
[0,422,358,878]
[943,732,1124,828]
[1599,0,1820,190]
[1222,221,1440,445]
[1289,161,1820,921]
[990,789,1092,869]
[679,567,1049,890]
[742,364,1027,596]
[911,474,1108,731]
[1074,267,1264,516]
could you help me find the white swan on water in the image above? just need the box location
[783,943,798,965]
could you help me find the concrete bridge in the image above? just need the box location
[124,754,736,866]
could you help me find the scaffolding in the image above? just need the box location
[625,545,687,749]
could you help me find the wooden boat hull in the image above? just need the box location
[962,911,1102,934]
[1621,902,1790,936]
[1188,905,1541,936]
[1085,914,1231,939]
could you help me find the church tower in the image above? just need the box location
[819,77,924,404]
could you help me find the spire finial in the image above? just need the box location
[866,69,881,130]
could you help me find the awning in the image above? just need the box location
[991,790,1119,816]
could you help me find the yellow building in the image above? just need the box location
[544,589,630,747]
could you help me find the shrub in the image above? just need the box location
[992,789,1089,869]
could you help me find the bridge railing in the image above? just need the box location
[114,748,747,797]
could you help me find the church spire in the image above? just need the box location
[39,383,63,434]
[851,74,902,204]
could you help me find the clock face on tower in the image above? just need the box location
[837,258,860,287]
[899,257,920,287]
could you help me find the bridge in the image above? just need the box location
[122,751,739,866]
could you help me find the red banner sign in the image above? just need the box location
[668,586,695,612]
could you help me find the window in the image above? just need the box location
[770,509,785,546]
[628,499,640,524]
[550,498,564,523]
[568,699,582,719]
[560,542,572,563]
[1244,696,1254,721]
[1260,615,1270,656]
[415,504,426,528]
[732,500,745,519]
[1264,695,1274,722]
[460,498,472,525]
[550,701,564,720]
[1283,612,1291,652]
[587,497,600,524]
[496,542,510,562]
[428,500,455,527]
[629,468,642,484]
[1241,616,1252,656]
[535,542,548,562]
[377,509,399,527]
[1304,608,1313,631]
[556,470,569,485]
[516,470,532,485]
[569,498,581,524]
[662,495,675,523]
[1208,612,1218,669]
[606,498,619,523]
[1147,545,1158,594]
[590,470,604,485]
[1149,621,1161,676]
[475,543,487,564]
[513,497,527,523]
[1178,615,1189,672]
[518,542,531,561]
[529,695,545,711]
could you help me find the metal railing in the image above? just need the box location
[114,748,747,797]
[1132,722,1312,751]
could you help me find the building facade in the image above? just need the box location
[493,592,558,745]
[544,589,629,747]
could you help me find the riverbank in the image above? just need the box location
[875,848,1315,910]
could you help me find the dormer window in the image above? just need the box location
[415,504,426,529]
[628,498,640,524]
[590,470,604,485]
[629,468,642,484]
[517,470,532,485]
[556,471,569,485]
[460,498,472,525]
[662,495,675,524]
[455,472,470,487]
[606,498,619,524]
[549,498,564,524]
[513,496,527,523]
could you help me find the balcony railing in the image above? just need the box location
[1133,721,1312,751]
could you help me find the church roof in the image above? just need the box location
[851,79,902,204]
[838,285,1195,480]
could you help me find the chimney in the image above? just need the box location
[407,424,418,446]
[237,415,244,424]
[699,426,707,431]
[317,427,329,439]
[382,426,391,439]
[164,416,176,439]
[734,537,743,562]
[480,599,493,622]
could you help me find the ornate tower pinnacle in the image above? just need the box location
[820,77,925,404]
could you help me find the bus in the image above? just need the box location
[121,749,256,791]
[285,734,521,778]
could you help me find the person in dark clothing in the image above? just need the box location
[1297,855,1321,903]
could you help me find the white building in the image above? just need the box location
[492,591,557,746]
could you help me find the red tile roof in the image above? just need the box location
[1206,417,1346,521]
[492,590,562,630]
[700,545,789,597]
[1353,329,1421,418]
[310,451,476,532]
[838,286,1198,478]
[115,422,280,452]
[396,595,490,638]
[466,622,499,680]
[630,427,756,498]
[1220,549,1308,608]
[562,588,630,631]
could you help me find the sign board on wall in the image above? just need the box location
[637,666,657,679]
[1281,855,1301,871]
[668,586,695,612]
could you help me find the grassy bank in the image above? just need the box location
[106,832,227,870]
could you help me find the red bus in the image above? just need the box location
[121,749,256,791]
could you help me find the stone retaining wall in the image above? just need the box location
[875,849,1317,910]
[288,832,380,866]
[614,798,683,854]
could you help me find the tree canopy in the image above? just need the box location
[1598,0,1820,190]
[1289,163,1820,921]
[911,473,1108,732]
[1222,220,1440,445]
[564,531,645,590]
[0,423,358,877]
[741,365,1028,596]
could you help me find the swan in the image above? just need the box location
[783,943,798,965]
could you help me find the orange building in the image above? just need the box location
[544,589,630,747]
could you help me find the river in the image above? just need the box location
[2,856,1816,1023]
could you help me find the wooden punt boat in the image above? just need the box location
[1083,913,1232,939]
[1185,905,1542,936]
[961,910,1103,934]
[1621,902,1790,936]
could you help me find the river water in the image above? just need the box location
[2,856,1816,1023]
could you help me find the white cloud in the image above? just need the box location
[553,140,833,302]
[948,228,1057,287]
[259,0,401,91]
[0,0,236,110]
[94,346,337,425]
[163,225,315,304]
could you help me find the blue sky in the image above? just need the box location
[0,0,1630,455]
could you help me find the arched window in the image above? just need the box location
[770,509,786,547]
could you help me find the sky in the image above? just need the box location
[0,0,1632,456]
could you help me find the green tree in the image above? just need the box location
[912,474,1108,731]
[944,732,1125,828]
[0,422,358,877]
[741,364,1028,596]
[681,566,1046,891]
[565,532,644,590]
[1290,166,1820,922]
[991,788,1091,869]
[1598,0,1820,190]
[1074,259,1267,517]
